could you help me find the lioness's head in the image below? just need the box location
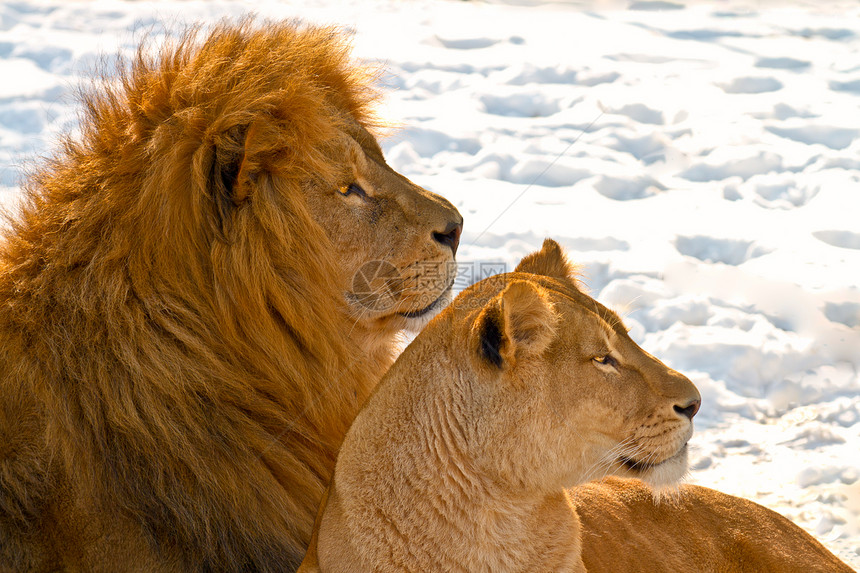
[447,239,701,491]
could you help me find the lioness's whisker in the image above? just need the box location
[580,437,637,485]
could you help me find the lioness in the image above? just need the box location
[298,239,702,571]
[0,21,460,572]
[299,238,854,572]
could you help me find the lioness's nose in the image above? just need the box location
[433,221,462,257]
[674,399,701,420]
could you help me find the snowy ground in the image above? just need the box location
[2,0,859,567]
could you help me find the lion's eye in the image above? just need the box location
[338,183,367,198]
[593,355,618,369]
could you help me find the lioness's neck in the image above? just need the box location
[322,374,586,572]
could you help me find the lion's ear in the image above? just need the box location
[232,123,263,204]
[515,239,575,281]
[205,122,262,232]
[474,281,557,369]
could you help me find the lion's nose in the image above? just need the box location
[433,221,462,257]
[673,399,700,420]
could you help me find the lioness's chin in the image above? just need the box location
[618,444,689,489]
[640,446,689,489]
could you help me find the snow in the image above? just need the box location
[2,0,859,566]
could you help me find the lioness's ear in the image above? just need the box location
[515,238,574,281]
[474,281,557,369]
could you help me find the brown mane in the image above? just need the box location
[0,20,389,571]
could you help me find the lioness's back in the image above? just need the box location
[574,477,854,573]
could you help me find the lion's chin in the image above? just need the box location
[399,286,454,333]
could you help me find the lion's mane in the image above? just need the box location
[0,20,387,571]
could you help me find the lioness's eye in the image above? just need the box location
[338,183,367,198]
[594,355,618,368]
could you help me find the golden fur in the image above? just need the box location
[299,239,702,572]
[574,477,855,572]
[0,20,461,572]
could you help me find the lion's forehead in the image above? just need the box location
[338,117,385,163]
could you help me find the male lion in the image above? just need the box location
[298,239,703,571]
[0,21,461,572]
